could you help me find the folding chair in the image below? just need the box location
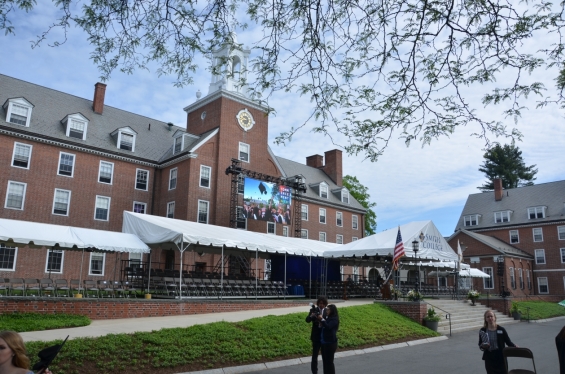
[70,279,84,296]
[55,279,70,297]
[112,281,126,298]
[0,278,7,296]
[24,279,41,296]
[84,280,100,298]
[98,280,115,298]
[39,279,55,297]
[504,347,537,374]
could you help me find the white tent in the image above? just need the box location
[428,268,490,278]
[322,220,459,262]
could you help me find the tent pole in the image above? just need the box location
[309,254,311,300]
[255,248,258,301]
[284,252,287,300]
[221,245,224,300]
[78,248,85,296]
[147,249,152,294]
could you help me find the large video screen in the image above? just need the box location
[242,177,292,224]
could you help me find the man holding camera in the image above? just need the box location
[306,296,328,374]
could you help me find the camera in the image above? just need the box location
[309,302,320,316]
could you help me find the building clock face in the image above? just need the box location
[237,109,255,131]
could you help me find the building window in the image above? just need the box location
[558,226,565,240]
[267,222,275,234]
[319,232,326,242]
[94,196,110,221]
[237,174,245,194]
[282,226,288,237]
[483,267,493,289]
[133,202,147,214]
[464,215,479,227]
[200,165,211,188]
[528,206,545,219]
[301,204,308,220]
[135,169,149,191]
[58,152,75,177]
[236,206,246,230]
[561,248,565,263]
[52,189,71,216]
[533,228,543,242]
[320,184,328,199]
[239,142,250,162]
[342,190,349,204]
[336,234,343,244]
[0,245,17,271]
[538,277,549,294]
[5,181,26,210]
[89,252,105,276]
[11,143,32,169]
[535,249,546,264]
[45,249,63,274]
[319,208,326,224]
[198,200,209,224]
[352,237,358,241]
[494,211,511,223]
[509,230,519,244]
[352,215,358,230]
[119,132,134,151]
[301,229,308,239]
[98,161,114,184]
[66,117,88,140]
[167,202,175,218]
[174,136,183,154]
[527,270,531,290]
[169,168,178,190]
[518,268,524,289]
[336,212,343,227]
[5,99,33,127]
[509,267,515,289]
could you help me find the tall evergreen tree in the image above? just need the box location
[478,144,538,191]
[342,175,377,235]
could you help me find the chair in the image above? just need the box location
[98,280,114,298]
[24,279,41,296]
[504,347,537,374]
[112,281,126,298]
[0,279,7,296]
[70,279,84,296]
[84,280,100,298]
[8,278,25,296]
[55,279,70,297]
[39,279,55,297]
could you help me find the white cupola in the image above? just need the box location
[208,32,251,98]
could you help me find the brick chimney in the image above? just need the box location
[494,178,503,201]
[93,82,107,114]
[306,154,323,168]
[323,149,342,186]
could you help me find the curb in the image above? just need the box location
[175,336,449,374]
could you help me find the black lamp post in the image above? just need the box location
[412,239,420,294]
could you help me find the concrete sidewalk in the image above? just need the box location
[21,299,375,342]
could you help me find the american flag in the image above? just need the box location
[393,227,405,270]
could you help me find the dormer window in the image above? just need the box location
[342,190,349,204]
[111,127,137,152]
[174,136,183,154]
[172,132,199,155]
[3,98,34,127]
[464,214,480,227]
[494,210,512,223]
[528,206,546,219]
[62,114,89,140]
[320,183,328,199]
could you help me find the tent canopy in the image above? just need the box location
[428,268,490,278]
[0,218,150,253]
[322,221,459,262]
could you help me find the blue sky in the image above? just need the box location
[1,3,564,237]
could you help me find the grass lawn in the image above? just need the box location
[0,313,91,332]
[512,301,565,320]
[24,303,438,374]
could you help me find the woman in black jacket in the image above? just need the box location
[478,310,516,374]
[318,304,339,374]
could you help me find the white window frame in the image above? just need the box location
[509,267,515,289]
[494,211,511,223]
[301,229,308,239]
[197,200,209,224]
[167,202,175,218]
[89,252,106,276]
[464,215,479,227]
[352,215,359,230]
[64,114,89,140]
[135,169,149,191]
[301,204,308,221]
[200,165,212,188]
[319,208,326,224]
[533,227,543,242]
[118,131,136,152]
[319,232,326,242]
[535,249,546,264]
[4,98,33,127]
[0,244,18,271]
[94,195,111,221]
[173,136,183,155]
[561,248,565,263]
[239,142,250,163]
[320,183,328,199]
[133,201,147,214]
[537,277,549,294]
[342,189,349,204]
[267,221,276,235]
[352,237,358,241]
[169,168,178,190]
[558,226,565,241]
[282,226,289,237]
[45,249,64,274]
[509,230,519,244]
[11,142,32,169]
[98,161,114,184]
[4,181,27,210]
[52,188,71,216]
[483,267,494,289]
[57,152,75,177]
[528,206,546,219]
[336,211,343,227]
[336,234,343,244]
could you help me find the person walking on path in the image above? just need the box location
[478,310,516,374]
[318,304,339,374]
[306,296,328,374]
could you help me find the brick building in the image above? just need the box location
[448,179,565,296]
[0,41,365,282]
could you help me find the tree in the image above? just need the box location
[478,144,538,191]
[342,175,377,236]
[2,1,564,161]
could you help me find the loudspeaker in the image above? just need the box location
[497,261,504,276]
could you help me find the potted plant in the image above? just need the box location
[511,303,522,320]
[407,289,422,302]
[390,285,402,300]
[424,307,441,331]
[467,290,480,306]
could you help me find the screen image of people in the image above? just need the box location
[242,177,292,224]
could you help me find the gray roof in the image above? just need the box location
[455,180,565,231]
[453,230,533,259]
[0,74,188,163]
[275,156,366,212]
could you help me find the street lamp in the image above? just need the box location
[412,239,420,294]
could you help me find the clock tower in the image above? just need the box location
[208,33,252,99]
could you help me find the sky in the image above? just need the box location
[1,3,564,237]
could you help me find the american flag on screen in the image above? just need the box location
[392,227,405,270]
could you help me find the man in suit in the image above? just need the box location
[306,296,328,374]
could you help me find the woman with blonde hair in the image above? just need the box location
[478,310,516,374]
[0,331,52,374]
